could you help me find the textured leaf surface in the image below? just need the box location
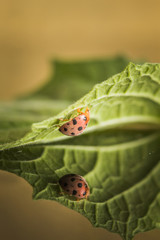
[0,56,129,146]
[1,62,160,150]
[0,131,160,240]
[0,59,160,240]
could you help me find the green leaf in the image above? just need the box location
[0,56,129,146]
[1,62,159,150]
[0,59,160,240]
[27,56,130,101]
[0,130,160,240]
[0,99,70,144]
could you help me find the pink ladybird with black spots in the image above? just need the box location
[59,174,90,200]
[59,107,90,136]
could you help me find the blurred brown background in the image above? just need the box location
[1,0,160,100]
[0,0,160,239]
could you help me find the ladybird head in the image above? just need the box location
[84,107,90,122]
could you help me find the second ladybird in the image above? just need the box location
[59,174,90,200]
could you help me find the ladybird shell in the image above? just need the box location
[59,174,90,199]
[59,114,89,136]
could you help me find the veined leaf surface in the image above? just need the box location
[0,59,160,240]
[0,130,160,240]
[0,62,160,150]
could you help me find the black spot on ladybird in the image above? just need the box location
[71,178,75,181]
[64,128,67,131]
[67,123,70,125]
[73,119,77,125]
[64,182,68,187]
[78,126,83,131]
[85,184,87,188]
[71,132,75,135]
[73,190,77,195]
[79,179,82,181]
[78,183,82,188]
[83,191,86,196]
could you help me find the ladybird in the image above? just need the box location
[59,107,90,136]
[59,174,90,200]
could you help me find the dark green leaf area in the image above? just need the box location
[28,56,130,101]
[0,132,160,240]
[56,129,153,146]
[0,100,70,144]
